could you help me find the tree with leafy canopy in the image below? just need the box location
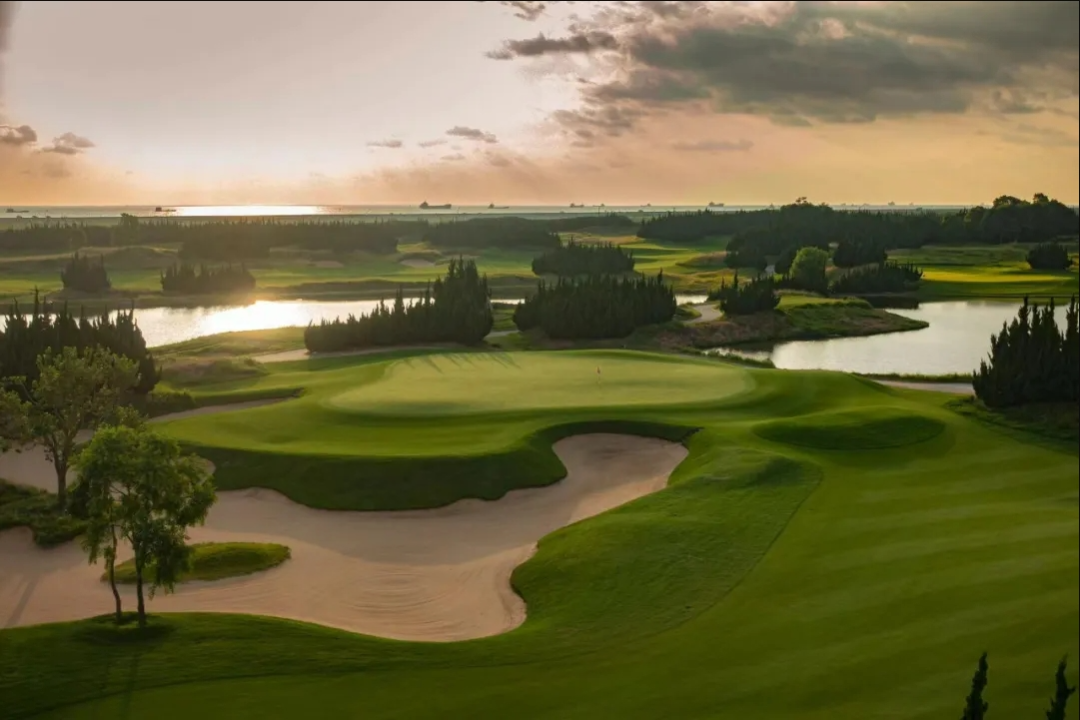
[0,346,137,509]
[73,423,215,627]
[961,652,990,720]
[1044,656,1076,720]
[789,246,830,294]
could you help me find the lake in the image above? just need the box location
[1,295,709,348]
[708,300,1071,376]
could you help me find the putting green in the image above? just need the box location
[326,352,754,417]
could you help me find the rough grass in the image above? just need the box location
[110,542,291,584]
[668,301,927,348]
[947,397,1079,447]
[0,480,84,547]
[154,327,306,360]
[1,360,1076,719]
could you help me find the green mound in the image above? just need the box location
[326,351,753,417]
[755,408,946,450]
[110,542,290,584]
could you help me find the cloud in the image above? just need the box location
[366,138,404,149]
[418,139,448,148]
[0,123,37,146]
[487,31,618,60]
[40,131,96,155]
[491,1,1080,134]
[479,1,568,22]
[446,125,499,144]
[670,138,753,153]
[441,153,467,162]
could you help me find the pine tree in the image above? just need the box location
[960,652,990,720]
[1044,656,1077,720]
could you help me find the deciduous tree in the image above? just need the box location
[0,347,137,508]
[74,424,215,627]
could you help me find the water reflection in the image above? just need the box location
[708,300,1070,376]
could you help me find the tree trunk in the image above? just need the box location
[135,553,146,628]
[108,527,122,624]
[55,460,68,510]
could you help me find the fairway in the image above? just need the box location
[327,351,754,417]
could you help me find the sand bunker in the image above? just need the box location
[0,434,686,641]
[687,302,722,324]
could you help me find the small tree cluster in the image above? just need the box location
[531,238,635,276]
[788,247,831,294]
[304,258,492,352]
[832,238,887,268]
[829,261,923,295]
[160,262,256,295]
[1027,242,1074,271]
[1,347,139,508]
[73,423,215,627]
[708,273,780,315]
[973,296,1079,407]
[725,247,769,273]
[0,293,159,393]
[60,252,111,293]
[513,272,675,340]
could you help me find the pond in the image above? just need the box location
[708,300,1071,376]
[2,295,709,348]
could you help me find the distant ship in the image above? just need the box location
[707,201,725,208]
[419,201,451,210]
[569,203,583,208]
[5,208,29,213]
[488,203,509,209]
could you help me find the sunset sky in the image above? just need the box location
[1,1,1077,206]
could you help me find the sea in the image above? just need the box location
[0,203,965,222]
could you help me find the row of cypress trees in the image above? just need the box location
[0,293,159,393]
[513,272,676,340]
[972,296,1079,407]
[958,652,1075,720]
[708,273,780,315]
[60,252,112,293]
[531,239,636,276]
[160,263,256,294]
[303,258,492,352]
[829,261,924,295]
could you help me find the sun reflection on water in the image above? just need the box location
[169,205,325,217]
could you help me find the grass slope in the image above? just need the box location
[110,542,291,584]
[0,354,1076,719]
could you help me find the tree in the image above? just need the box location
[73,423,215,627]
[789,247,830,294]
[1045,656,1076,720]
[0,347,137,509]
[961,652,990,720]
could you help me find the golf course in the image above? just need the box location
[1,347,1077,719]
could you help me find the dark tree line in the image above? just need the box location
[531,238,635,276]
[957,653,1075,720]
[0,293,159,393]
[973,296,1079,408]
[422,215,636,251]
[513,272,675,340]
[60,252,111,293]
[638,194,1078,252]
[708,273,780,315]
[0,215,416,260]
[828,261,924,295]
[833,238,887,268]
[304,258,492,353]
[160,263,256,295]
[1027,242,1074,271]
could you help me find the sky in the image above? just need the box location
[0,0,1077,207]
